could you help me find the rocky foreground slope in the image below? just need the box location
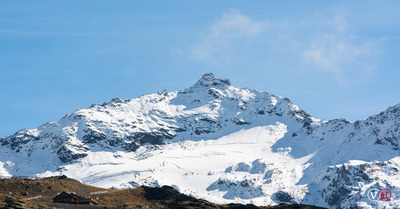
[1,73,400,208]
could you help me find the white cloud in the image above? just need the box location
[302,13,381,83]
[190,10,382,83]
[192,10,263,63]
[304,35,376,72]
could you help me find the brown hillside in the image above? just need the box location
[0,176,327,209]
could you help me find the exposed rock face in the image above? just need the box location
[141,185,327,209]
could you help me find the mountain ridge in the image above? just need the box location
[1,73,400,208]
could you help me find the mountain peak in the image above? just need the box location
[194,73,231,88]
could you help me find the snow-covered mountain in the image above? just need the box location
[1,73,399,209]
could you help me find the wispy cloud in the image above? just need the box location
[302,13,381,83]
[190,10,383,84]
[192,9,263,63]
[303,34,379,80]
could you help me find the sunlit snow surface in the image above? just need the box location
[1,74,400,209]
[54,124,310,206]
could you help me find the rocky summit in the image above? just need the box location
[1,73,400,208]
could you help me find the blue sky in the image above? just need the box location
[1,0,400,136]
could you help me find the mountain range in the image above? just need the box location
[1,73,399,209]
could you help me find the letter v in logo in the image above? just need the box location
[367,188,380,201]
[379,188,392,201]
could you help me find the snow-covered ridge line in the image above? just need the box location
[1,73,399,209]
